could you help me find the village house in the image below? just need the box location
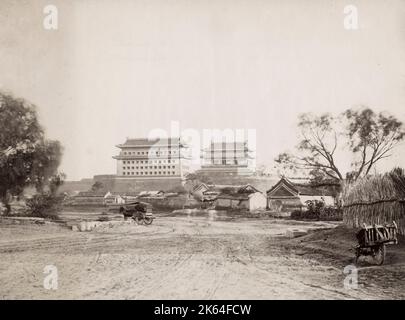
[266,177,337,212]
[103,192,126,205]
[191,183,210,201]
[138,190,165,198]
[69,191,106,206]
[215,192,267,211]
[191,184,266,211]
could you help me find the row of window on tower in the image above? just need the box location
[123,165,176,170]
[202,159,248,165]
[123,159,177,165]
[122,171,177,176]
[122,150,178,156]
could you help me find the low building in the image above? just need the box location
[266,178,337,212]
[138,190,165,198]
[69,191,106,206]
[103,192,126,205]
[215,192,266,211]
[202,184,266,211]
[191,183,210,201]
[193,183,260,202]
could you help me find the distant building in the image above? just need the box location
[138,190,165,198]
[190,183,265,210]
[197,141,255,176]
[104,191,139,205]
[69,191,106,206]
[213,184,266,211]
[104,192,125,205]
[113,137,190,179]
[191,183,210,201]
[266,177,337,212]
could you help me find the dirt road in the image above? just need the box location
[0,215,403,299]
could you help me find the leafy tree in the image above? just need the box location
[254,164,272,177]
[183,172,213,193]
[275,107,404,183]
[166,185,187,194]
[344,108,405,180]
[0,92,63,214]
[91,181,105,192]
[26,173,66,219]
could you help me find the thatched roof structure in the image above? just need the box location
[342,168,405,235]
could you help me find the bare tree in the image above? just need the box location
[275,108,405,183]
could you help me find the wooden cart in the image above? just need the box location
[355,221,398,265]
[107,201,155,225]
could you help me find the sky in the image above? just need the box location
[1,0,405,180]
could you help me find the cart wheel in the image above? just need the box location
[372,244,386,265]
[354,246,361,264]
[122,210,129,221]
[134,216,144,225]
[144,217,153,225]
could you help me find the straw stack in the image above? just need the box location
[342,168,405,235]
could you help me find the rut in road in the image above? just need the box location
[0,225,175,253]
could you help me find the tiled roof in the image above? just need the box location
[204,185,243,193]
[118,137,181,147]
[216,194,250,200]
[192,183,209,192]
[105,191,141,197]
[138,190,165,196]
[205,184,260,198]
[267,178,336,196]
[202,141,249,151]
[294,185,335,196]
[76,191,106,197]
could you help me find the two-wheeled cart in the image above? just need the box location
[355,221,398,265]
[108,201,155,225]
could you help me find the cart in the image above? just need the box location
[355,221,398,265]
[108,201,155,225]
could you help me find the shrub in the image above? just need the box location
[319,207,343,221]
[290,210,303,219]
[25,193,64,219]
[290,200,343,221]
[166,185,188,194]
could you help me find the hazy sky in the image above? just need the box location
[1,0,405,180]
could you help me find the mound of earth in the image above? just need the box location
[285,225,405,267]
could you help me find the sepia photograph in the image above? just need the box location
[0,0,405,304]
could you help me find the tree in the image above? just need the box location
[91,181,105,192]
[166,185,188,194]
[25,172,66,219]
[0,92,63,214]
[183,172,213,193]
[275,107,405,183]
[344,108,405,180]
[254,164,272,177]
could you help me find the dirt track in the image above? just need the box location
[0,215,404,299]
